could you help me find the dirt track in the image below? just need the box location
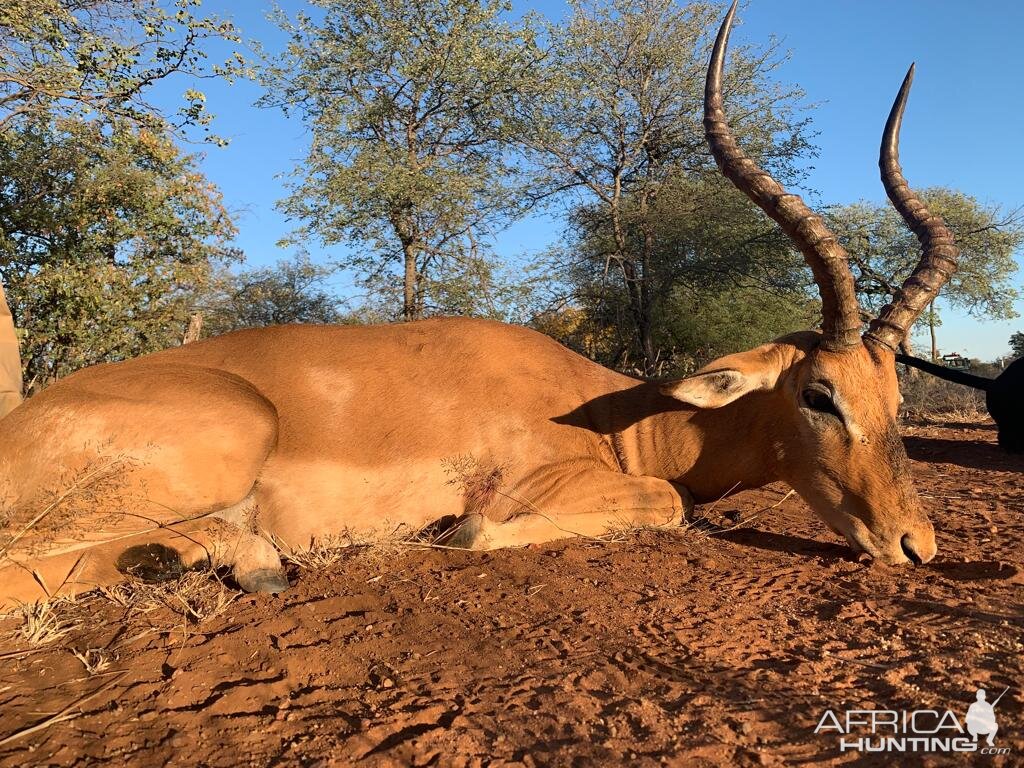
[1,420,1021,766]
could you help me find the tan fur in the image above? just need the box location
[0,318,933,606]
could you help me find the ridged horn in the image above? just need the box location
[864,64,959,352]
[704,0,862,350]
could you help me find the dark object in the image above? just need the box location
[897,354,1024,453]
[115,543,186,581]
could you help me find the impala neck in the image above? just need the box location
[612,382,784,504]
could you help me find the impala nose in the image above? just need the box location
[900,531,935,565]
[900,535,922,564]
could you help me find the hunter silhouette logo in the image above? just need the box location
[966,687,1007,747]
[814,686,1012,754]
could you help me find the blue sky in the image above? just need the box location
[168,1,1024,361]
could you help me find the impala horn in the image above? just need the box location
[704,0,862,351]
[863,64,960,352]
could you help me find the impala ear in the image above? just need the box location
[660,369,764,408]
[660,345,786,409]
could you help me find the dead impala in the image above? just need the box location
[0,2,959,606]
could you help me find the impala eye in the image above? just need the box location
[802,384,841,419]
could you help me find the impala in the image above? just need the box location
[0,2,959,607]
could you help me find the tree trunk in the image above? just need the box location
[391,209,420,322]
[638,193,656,375]
[610,213,652,372]
[639,308,655,373]
[898,336,919,380]
[403,241,418,321]
[928,301,938,360]
[182,312,204,344]
[401,123,422,322]
[0,281,24,417]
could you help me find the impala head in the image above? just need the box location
[666,2,960,564]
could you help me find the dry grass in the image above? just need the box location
[12,597,77,646]
[71,647,111,675]
[900,371,987,423]
[0,450,139,561]
[96,569,238,626]
[95,582,136,609]
[272,525,426,573]
[703,489,796,537]
[135,571,238,625]
[907,407,990,426]
[598,516,689,543]
[275,534,352,570]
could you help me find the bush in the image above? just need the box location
[899,370,987,422]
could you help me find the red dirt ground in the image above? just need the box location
[1,420,1021,766]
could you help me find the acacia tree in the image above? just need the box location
[535,173,816,372]
[1009,331,1024,361]
[826,189,1024,359]
[259,0,542,320]
[198,255,345,337]
[0,118,237,388]
[1,0,242,140]
[0,0,244,411]
[513,0,812,372]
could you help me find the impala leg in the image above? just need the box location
[0,515,283,609]
[0,366,287,607]
[209,524,288,595]
[115,492,287,595]
[440,470,693,550]
[204,497,288,594]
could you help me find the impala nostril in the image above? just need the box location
[900,534,923,565]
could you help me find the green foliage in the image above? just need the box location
[0,118,237,387]
[354,248,541,323]
[519,0,810,188]
[513,0,814,371]
[826,189,1024,325]
[199,255,345,336]
[1010,331,1024,360]
[0,0,243,142]
[534,175,817,373]
[663,284,817,371]
[259,0,542,319]
[0,0,247,388]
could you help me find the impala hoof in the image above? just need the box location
[237,568,289,595]
[434,513,485,549]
